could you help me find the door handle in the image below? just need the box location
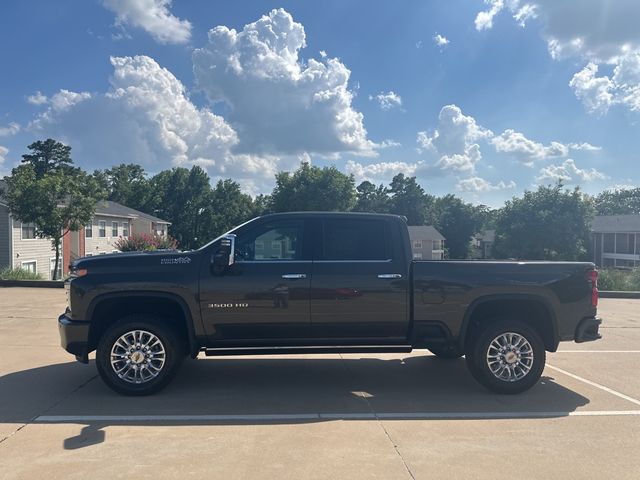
[282,273,307,279]
[377,273,402,279]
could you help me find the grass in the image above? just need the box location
[598,268,640,291]
[0,267,43,280]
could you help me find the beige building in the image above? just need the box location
[407,225,446,260]
[591,215,640,268]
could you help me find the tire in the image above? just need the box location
[428,345,464,359]
[465,320,545,394]
[96,316,186,396]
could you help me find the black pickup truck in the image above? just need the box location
[59,212,601,395]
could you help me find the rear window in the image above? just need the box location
[321,218,389,261]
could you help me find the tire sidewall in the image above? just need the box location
[96,317,183,396]
[466,320,546,394]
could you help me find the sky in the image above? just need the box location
[1,0,639,206]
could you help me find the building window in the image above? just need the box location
[50,258,62,280]
[413,252,423,259]
[413,240,423,249]
[112,221,118,237]
[21,223,36,240]
[603,233,615,253]
[21,260,37,274]
[85,222,93,238]
[123,222,129,237]
[433,240,442,250]
[99,221,106,237]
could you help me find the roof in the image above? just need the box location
[94,200,170,224]
[591,215,640,233]
[407,225,446,241]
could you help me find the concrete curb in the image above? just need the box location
[0,280,65,288]
[600,290,640,299]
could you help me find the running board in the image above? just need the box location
[203,345,413,356]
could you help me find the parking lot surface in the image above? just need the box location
[1,288,639,479]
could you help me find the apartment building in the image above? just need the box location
[407,225,446,260]
[591,215,640,268]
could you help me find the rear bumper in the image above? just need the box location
[58,313,90,363]
[575,317,602,343]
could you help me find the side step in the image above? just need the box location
[204,345,413,356]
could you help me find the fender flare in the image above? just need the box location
[457,293,559,352]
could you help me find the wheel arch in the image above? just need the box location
[458,294,559,353]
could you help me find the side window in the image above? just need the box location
[322,219,388,261]
[235,220,304,261]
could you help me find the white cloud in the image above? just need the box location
[102,0,191,44]
[536,159,606,184]
[29,56,250,180]
[370,91,402,110]
[568,142,601,151]
[26,91,48,105]
[0,145,8,164]
[0,122,20,137]
[417,105,492,174]
[473,1,640,114]
[193,8,376,157]
[346,160,422,183]
[433,34,449,47]
[456,176,516,192]
[491,128,569,166]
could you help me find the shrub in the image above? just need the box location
[0,267,43,280]
[598,268,640,291]
[113,233,178,252]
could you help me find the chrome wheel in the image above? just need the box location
[110,330,166,384]
[486,332,534,382]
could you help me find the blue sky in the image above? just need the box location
[1,0,639,206]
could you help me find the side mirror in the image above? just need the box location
[211,234,235,273]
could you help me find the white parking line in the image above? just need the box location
[34,410,640,423]
[547,364,640,406]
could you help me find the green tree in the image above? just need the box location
[353,181,390,213]
[430,195,481,259]
[206,179,256,239]
[271,163,356,212]
[388,174,432,225]
[594,188,640,215]
[5,162,104,279]
[94,164,154,212]
[494,183,593,260]
[21,139,73,178]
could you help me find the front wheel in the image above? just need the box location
[465,320,545,394]
[96,317,185,396]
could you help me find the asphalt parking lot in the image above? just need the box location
[1,288,639,479]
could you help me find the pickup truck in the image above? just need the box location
[59,212,602,396]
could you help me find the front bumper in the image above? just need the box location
[575,317,602,343]
[58,313,90,363]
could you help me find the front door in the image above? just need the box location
[310,217,409,342]
[199,218,312,344]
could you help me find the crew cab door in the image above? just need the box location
[199,218,312,343]
[310,217,409,341]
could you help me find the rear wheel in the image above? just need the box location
[465,320,545,394]
[96,316,185,396]
[428,345,463,359]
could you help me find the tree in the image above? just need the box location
[5,164,104,279]
[353,181,391,213]
[271,163,356,212]
[207,179,256,239]
[494,183,593,260]
[388,174,432,225]
[594,188,640,215]
[430,195,481,259]
[21,139,73,178]
[94,164,154,212]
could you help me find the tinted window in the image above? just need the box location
[322,219,388,261]
[236,220,304,261]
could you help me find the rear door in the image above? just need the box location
[199,218,312,343]
[310,217,409,342]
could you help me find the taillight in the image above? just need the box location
[587,269,598,307]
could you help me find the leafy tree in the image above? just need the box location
[353,181,391,213]
[5,163,104,279]
[206,179,256,240]
[430,194,481,259]
[94,164,154,212]
[594,188,640,215]
[493,183,593,260]
[388,174,432,225]
[271,163,356,212]
[21,139,73,178]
